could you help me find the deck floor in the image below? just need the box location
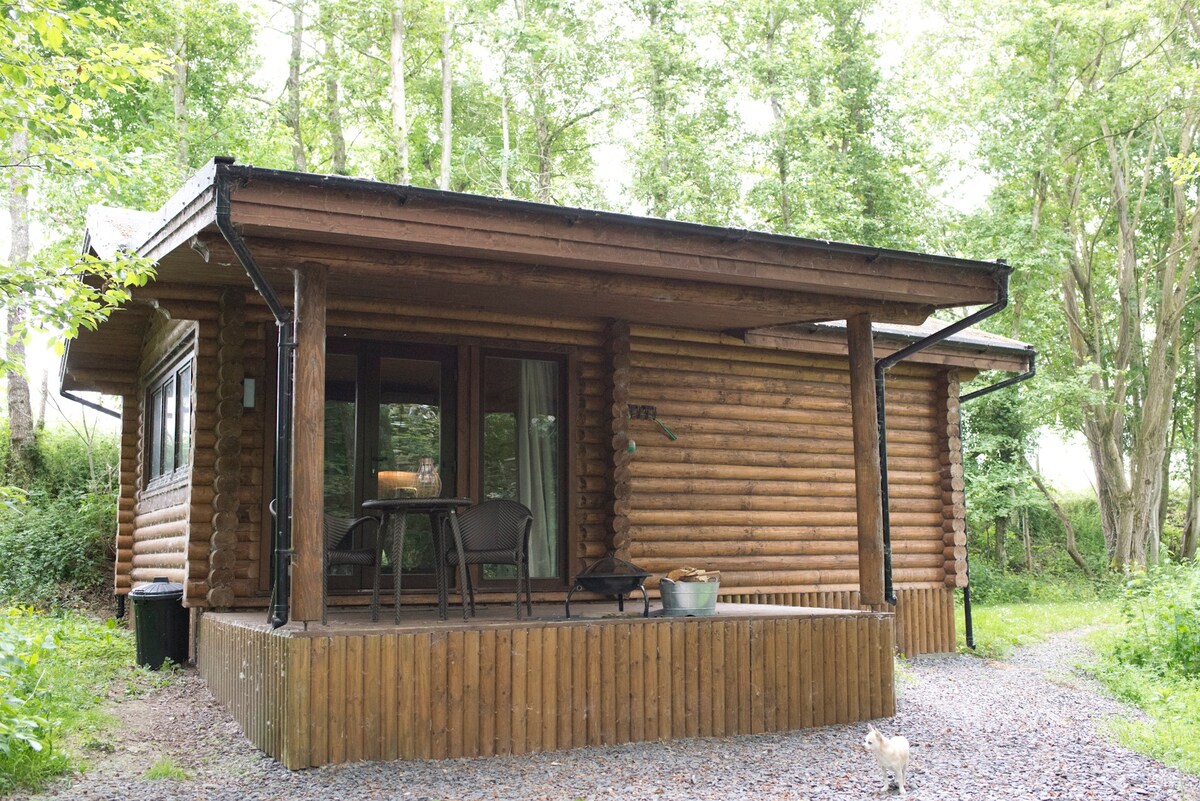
[211,600,870,636]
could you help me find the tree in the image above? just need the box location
[958,0,1200,568]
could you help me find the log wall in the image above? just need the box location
[128,314,195,592]
[622,325,948,592]
[198,607,895,769]
[723,586,956,657]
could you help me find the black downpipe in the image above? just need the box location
[957,349,1036,649]
[213,159,296,630]
[59,389,121,419]
[874,268,1010,606]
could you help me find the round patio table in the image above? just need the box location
[361,497,473,622]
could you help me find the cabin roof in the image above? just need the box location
[64,159,1026,392]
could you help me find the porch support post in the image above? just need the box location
[847,314,885,606]
[291,263,327,623]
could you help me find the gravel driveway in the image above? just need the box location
[26,630,1199,801]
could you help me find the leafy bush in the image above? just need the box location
[1109,562,1200,677]
[0,608,135,793]
[0,428,119,608]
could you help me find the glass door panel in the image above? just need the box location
[482,355,562,580]
[376,356,445,574]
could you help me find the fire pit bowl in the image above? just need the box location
[565,554,651,618]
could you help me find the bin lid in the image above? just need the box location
[129,576,184,600]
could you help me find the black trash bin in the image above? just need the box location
[129,577,189,669]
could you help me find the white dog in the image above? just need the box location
[863,723,910,794]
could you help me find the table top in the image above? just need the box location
[361,497,473,512]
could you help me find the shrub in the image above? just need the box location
[0,427,119,608]
[0,608,135,793]
[1110,562,1200,677]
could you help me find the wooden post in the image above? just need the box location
[847,314,885,605]
[292,263,327,623]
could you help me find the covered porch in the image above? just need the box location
[198,602,894,769]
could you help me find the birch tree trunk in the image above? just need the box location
[438,3,453,191]
[499,83,511,196]
[390,2,409,184]
[1185,331,1200,560]
[6,129,35,486]
[320,2,346,175]
[286,0,307,171]
[173,34,189,169]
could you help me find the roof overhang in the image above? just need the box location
[64,159,1016,392]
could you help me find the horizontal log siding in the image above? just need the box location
[185,313,219,605]
[233,320,269,600]
[198,609,894,768]
[724,587,956,657]
[129,314,195,591]
[625,326,947,590]
[114,393,138,594]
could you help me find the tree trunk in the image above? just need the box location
[1185,330,1200,561]
[173,33,189,169]
[390,2,409,184]
[286,0,306,171]
[1022,507,1033,572]
[499,83,511,196]
[321,3,346,175]
[438,4,453,191]
[1026,460,1093,576]
[6,129,35,486]
[994,516,1007,570]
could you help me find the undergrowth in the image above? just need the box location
[1088,562,1200,776]
[0,608,140,794]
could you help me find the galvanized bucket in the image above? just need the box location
[660,579,719,616]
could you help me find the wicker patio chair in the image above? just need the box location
[441,499,534,619]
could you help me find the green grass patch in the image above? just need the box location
[144,756,191,781]
[0,607,148,794]
[1086,563,1200,777]
[955,599,1119,659]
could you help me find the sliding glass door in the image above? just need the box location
[324,342,456,591]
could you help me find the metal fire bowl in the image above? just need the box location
[574,573,649,596]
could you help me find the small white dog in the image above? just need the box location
[863,723,910,795]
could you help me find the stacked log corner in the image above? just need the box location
[208,290,245,609]
[939,371,968,588]
[114,393,139,595]
[608,320,633,561]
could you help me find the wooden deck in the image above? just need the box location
[197,602,895,768]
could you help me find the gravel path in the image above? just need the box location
[25,630,1199,801]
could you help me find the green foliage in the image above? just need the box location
[0,428,119,608]
[144,756,191,780]
[1090,563,1200,775]
[1108,563,1200,678]
[955,600,1118,659]
[0,609,137,794]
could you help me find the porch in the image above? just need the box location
[197,602,895,769]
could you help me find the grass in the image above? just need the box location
[0,607,162,794]
[144,756,191,781]
[955,599,1119,659]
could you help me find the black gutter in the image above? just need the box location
[874,265,1010,605]
[213,157,296,630]
[59,388,121,419]
[957,349,1037,649]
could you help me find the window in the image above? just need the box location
[481,353,565,580]
[146,353,193,486]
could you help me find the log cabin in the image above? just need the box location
[62,159,1034,768]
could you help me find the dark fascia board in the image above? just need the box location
[122,159,1011,288]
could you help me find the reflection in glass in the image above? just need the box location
[483,357,560,579]
[378,357,442,572]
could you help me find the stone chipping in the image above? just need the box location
[26,630,1199,801]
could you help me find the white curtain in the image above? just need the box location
[517,360,559,577]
